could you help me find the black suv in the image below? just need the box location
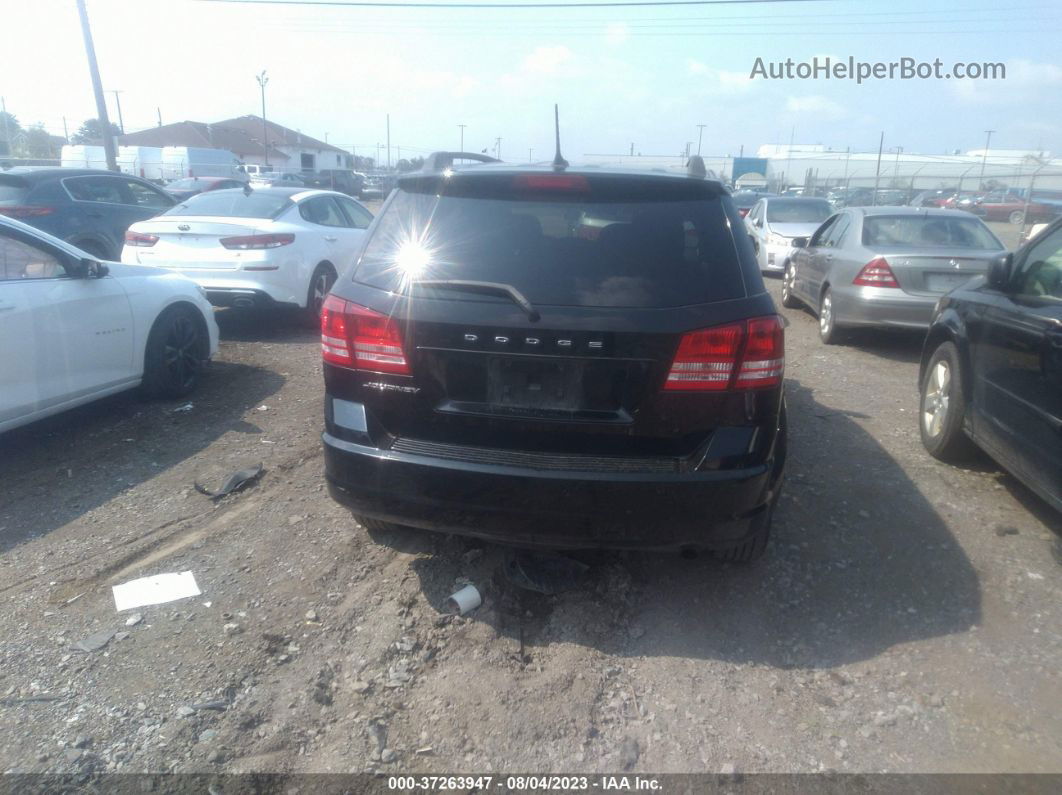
[321,157,787,559]
[919,220,1062,512]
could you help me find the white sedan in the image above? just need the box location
[0,216,219,434]
[122,187,374,317]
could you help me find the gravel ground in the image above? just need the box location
[0,266,1059,776]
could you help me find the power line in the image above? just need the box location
[197,0,834,9]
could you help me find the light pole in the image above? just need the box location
[696,124,706,156]
[458,124,466,152]
[256,71,269,168]
[979,130,995,189]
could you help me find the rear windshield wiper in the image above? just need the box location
[410,279,540,322]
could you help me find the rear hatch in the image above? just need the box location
[325,171,780,465]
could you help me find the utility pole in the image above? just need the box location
[495,137,501,160]
[528,148,533,162]
[256,71,269,168]
[892,146,903,181]
[157,107,162,127]
[458,124,466,152]
[872,131,885,204]
[62,116,69,143]
[386,114,391,170]
[111,90,124,134]
[629,142,634,156]
[979,130,995,189]
[841,146,850,187]
[696,124,706,156]
[75,0,117,171]
[784,125,795,189]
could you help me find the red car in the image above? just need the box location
[970,192,1059,225]
[165,177,246,203]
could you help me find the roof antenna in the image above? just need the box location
[552,104,568,170]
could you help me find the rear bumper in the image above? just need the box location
[322,428,784,551]
[832,285,936,330]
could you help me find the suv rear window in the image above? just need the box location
[354,175,746,308]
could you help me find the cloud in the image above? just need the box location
[950,59,1062,105]
[687,60,755,94]
[604,23,629,46]
[521,45,574,76]
[786,95,847,119]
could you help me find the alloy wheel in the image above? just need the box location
[819,291,833,336]
[312,269,336,316]
[163,315,200,391]
[922,360,951,438]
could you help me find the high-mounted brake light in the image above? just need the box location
[220,233,295,250]
[321,295,410,375]
[0,206,55,219]
[665,316,784,392]
[512,174,589,192]
[124,230,159,247]
[853,256,899,288]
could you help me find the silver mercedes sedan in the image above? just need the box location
[782,206,1005,344]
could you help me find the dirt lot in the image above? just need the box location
[1,266,1060,776]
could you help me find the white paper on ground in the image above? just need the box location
[112,571,201,612]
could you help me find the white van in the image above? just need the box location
[61,144,108,170]
[161,147,248,182]
[117,146,165,181]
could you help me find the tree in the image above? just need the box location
[71,118,121,144]
[0,110,20,157]
[352,155,375,172]
[22,124,57,158]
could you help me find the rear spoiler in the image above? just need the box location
[421,151,501,172]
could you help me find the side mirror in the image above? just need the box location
[791,237,808,249]
[68,258,109,279]
[754,218,764,228]
[748,233,759,254]
[987,252,1012,290]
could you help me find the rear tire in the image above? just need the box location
[781,261,801,308]
[818,286,846,345]
[141,305,205,399]
[1009,210,1025,225]
[920,341,977,462]
[712,507,772,564]
[306,263,337,322]
[73,239,111,260]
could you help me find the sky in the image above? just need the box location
[2,0,1060,164]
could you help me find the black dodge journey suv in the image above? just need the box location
[321,153,787,561]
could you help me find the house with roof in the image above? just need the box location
[119,115,352,173]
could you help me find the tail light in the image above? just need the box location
[0,206,55,219]
[513,174,589,192]
[665,316,784,391]
[853,257,899,288]
[321,295,410,375]
[219,233,295,250]
[124,230,159,247]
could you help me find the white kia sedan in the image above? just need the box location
[121,187,374,318]
[0,216,219,434]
